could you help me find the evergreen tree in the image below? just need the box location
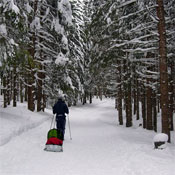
[156,0,170,142]
[0,0,174,140]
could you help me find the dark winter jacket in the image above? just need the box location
[53,99,69,117]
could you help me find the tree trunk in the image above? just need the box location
[136,79,140,120]
[117,61,123,125]
[27,47,35,112]
[42,91,46,112]
[115,98,118,109]
[37,69,43,112]
[133,76,136,115]
[37,4,46,112]
[83,91,87,105]
[0,73,2,96]
[3,76,7,108]
[146,85,153,130]
[133,89,136,115]
[118,87,123,125]
[28,72,35,112]
[169,61,174,131]
[141,87,146,129]
[89,92,92,104]
[156,0,170,142]
[27,0,38,112]
[20,79,24,103]
[98,86,102,100]
[7,71,11,105]
[126,82,132,127]
[13,62,17,107]
[125,59,132,127]
[24,77,28,102]
[153,92,157,132]
[173,60,175,115]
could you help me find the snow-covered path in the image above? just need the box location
[0,98,175,175]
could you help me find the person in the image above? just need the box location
[53,95,69,140]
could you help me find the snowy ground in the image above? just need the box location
[0,96,175,175]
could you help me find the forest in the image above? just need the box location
[0,0,174,142]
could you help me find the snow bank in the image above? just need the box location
[153,133,169,149]
[0,97,50,146]
[153,133,169,142]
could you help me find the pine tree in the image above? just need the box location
[156,0,170,142]
[67,0,86,105]
[165,0,175,131]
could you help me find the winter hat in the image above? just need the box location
[58,94,65,101]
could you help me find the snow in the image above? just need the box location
[26,2,32,14]
[55,52,69,66]
[10,0,20,14]
[153,133,169,149]
[153,133,169,142]
[65,76,74,89]
[53,18,63,33]
[9,39,18,46]
[30,17,41,30]
[0,96,175,175]
[118,0,137,8]
[0,24,7,36]
[0,102,49,146]
[62,34,68,46]
[107,18,111,24]
[58,0,72,26]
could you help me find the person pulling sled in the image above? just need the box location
[44,95,69,152]
[53,95,69,140]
